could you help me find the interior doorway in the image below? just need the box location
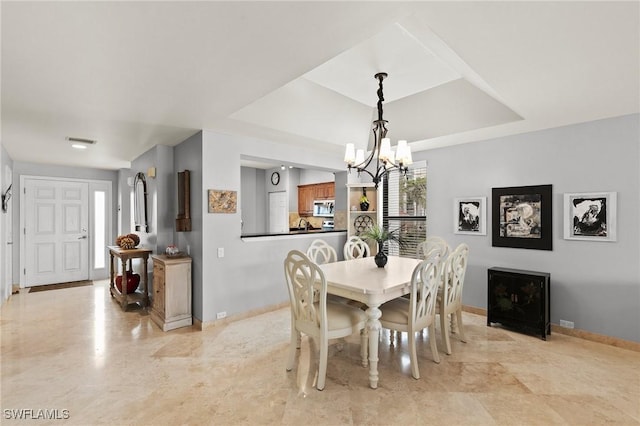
[268,191,288,234]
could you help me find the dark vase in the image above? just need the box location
[116,272,140,294]
[374,242,387,268]
[360,201,370,211]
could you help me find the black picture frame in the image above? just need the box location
[492,184,552,250]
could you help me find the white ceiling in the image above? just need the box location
[2,2,638,171]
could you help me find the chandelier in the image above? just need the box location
[343,72,412,188]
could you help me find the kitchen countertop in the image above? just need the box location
[241,228,346,238]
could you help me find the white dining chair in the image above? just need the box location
[306,239,337,265]
[379,255,442,379]
[416,236,450,261]
[437,243,469,355]
[343,236,370,260]
[284,250,368,390]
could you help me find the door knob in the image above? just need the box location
[78,235,88,239]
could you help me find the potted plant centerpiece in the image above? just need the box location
[360,224,404,268]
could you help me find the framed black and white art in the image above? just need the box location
[563,192,616,242]
[492,184,553,250]
[453,197,486,235]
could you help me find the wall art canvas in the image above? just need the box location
[492,184,552,250]
[453,197,486,235]
[208,190,237,213]
[563,192,616,241]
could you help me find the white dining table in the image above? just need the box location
[319,255,421,389]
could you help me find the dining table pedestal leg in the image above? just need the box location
[365,304,382,389]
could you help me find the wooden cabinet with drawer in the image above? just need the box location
[151,255,192,331]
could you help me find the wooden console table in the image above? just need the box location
[108,245,152,311]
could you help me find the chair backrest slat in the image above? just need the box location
[284,250,327,330]
[306,239,337,265]
[417,236,450,261]
[343,236,370,260]
[409,255,442,330]
[442,243,469,306]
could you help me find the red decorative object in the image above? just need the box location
[115,272,140,294]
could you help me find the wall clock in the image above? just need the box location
[270,172,280,185]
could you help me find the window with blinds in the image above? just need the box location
[383,165,427,258]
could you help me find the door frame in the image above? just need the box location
[2,164,12,302]
[19,175,113,288]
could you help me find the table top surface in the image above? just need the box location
[107,245,153,256]
[319,256,421,295]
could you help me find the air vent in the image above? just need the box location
[66,137,97,145]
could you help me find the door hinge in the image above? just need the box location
[23,268,26,275]
[23,228,26,235]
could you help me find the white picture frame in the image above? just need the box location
[563,192,616,242]
[454,197,487,235]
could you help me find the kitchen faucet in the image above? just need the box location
[297,218,310,230]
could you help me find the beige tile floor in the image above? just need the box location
[1,279,639,425]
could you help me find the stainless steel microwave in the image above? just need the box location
[313,200,334,217]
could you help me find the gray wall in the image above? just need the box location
[240,167,266,234]
[173,132,204,320]
[126,144,175,254]
[418,113,639,342]
[201,130,346,323]
[11,161,118,284]
[299,169,334,185]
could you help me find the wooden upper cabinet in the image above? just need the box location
[315,182,335,200]
[298,181,335,216]
[298,185,315,216]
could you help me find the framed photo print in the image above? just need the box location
[563,192,616,241]
[492,184,552,250]
[454,197,486,235]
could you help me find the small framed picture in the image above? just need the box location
[453,197,487,235]
[208,189,237,213]
[564,192,616,241]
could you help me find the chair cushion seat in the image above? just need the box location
[322,301,367,330]
[379,297,410,325]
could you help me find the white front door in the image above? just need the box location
[268,191,288,234]
[24,179,89,286]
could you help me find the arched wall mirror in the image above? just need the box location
[133,172,149,232]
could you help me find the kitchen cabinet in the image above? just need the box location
[298,185,316,216]
[487,267,550,340]
[151,255,192,331]
[315,182,334,200]
[298,182,335,216]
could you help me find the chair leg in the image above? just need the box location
[287,329,299,371]
[440,311,452,355]
[360,328,368,367]
[428,324,440,364]
[408,331,420,379]
[456,309,467,343]
[317,338,328,391]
